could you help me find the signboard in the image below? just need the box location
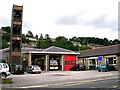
[98,56,102,61]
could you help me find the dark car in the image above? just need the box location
[12,64,24,74]
[26,65,41,74]
[97,64,116,72]
[70,64,86,71]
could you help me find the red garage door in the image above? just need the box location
[64,55,76,71]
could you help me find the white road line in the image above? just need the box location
[64,83,83,87]
[18,85,49,89]
[90,87,95,88]
[17,76,118,88]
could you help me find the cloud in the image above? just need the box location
[85,15,117,31]
[0,16,10,26]
[23,21,31,28]
[56,14,117,31]
[55,11,85,25]
[55,15,79,25]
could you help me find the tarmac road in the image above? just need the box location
[1,70,119,89]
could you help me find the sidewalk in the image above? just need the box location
[1,70,118,88]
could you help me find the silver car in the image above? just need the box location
[27,65,41,74]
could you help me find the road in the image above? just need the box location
[48,77,120,88]
[21,77,120,90]
[1,71,119,89]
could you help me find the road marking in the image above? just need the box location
[18,85,49,88]
[90,87,95,88]
[17,76,118,89]
[112,85,120,88]
[64,83,83,86]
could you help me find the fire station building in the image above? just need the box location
[1,46,80,71]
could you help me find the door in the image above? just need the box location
[64,55,76,71]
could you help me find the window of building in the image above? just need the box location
[106,57,116,65]
[89,59,95,66]
[71,60,74,65]
[68,60,70,65]
[73,60,76,65]
[65,60,67,65]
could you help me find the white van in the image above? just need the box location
[0,63,11,79]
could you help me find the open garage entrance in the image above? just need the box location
[49,55,61,71]
[31,54,45,70]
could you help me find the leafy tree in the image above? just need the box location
[22,34,26,44]
[26,31,33,37]
[53,36,75,51]
[1,26,11,33]
[79,45,91,50]
[35,35,38,40]
[112,39,120,45]
[103,38,109,46]
[36,39,52,49]
[26,39,31,44]
[75,45,80,51]
[2,33,10,42]
[40,33,43,40]
[45,34,50,39]
[0,40,9,49]
[70,36,77,41]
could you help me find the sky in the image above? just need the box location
[0,0,119,40]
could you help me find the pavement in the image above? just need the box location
[0,70,119,89]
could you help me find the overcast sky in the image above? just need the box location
[0,0,119,40]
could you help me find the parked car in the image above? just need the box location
[97,64,116,72]
[12,64,24,74]
[26,65,41,74]
[0,63,11,79]
[70,64,86,71]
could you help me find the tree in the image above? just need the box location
[26,31,33,37]
[75,45,80,51]
[53,36,75,51]
[0,40,9,49]
[70,36,77,41]
[112,39,120,45]
[103,38,109,46]
[36,39,52,49]
[22,34,26,44]
[35,35,38,40]
[45,34,50,39]
[1,26,11,33]
[2,33,10,42]
[40,33,43,40]
[79,45,91,50]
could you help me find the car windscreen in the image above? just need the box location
[32,66,40,69]
[15,65,23,68]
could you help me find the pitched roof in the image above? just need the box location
[22,48,44,53]
[79,44,120,58]
[0,46,79,55]
[43,46,73,52]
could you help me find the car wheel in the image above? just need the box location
[98,70,101,72]
[1,73,7,79]
[105,69,108,72]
